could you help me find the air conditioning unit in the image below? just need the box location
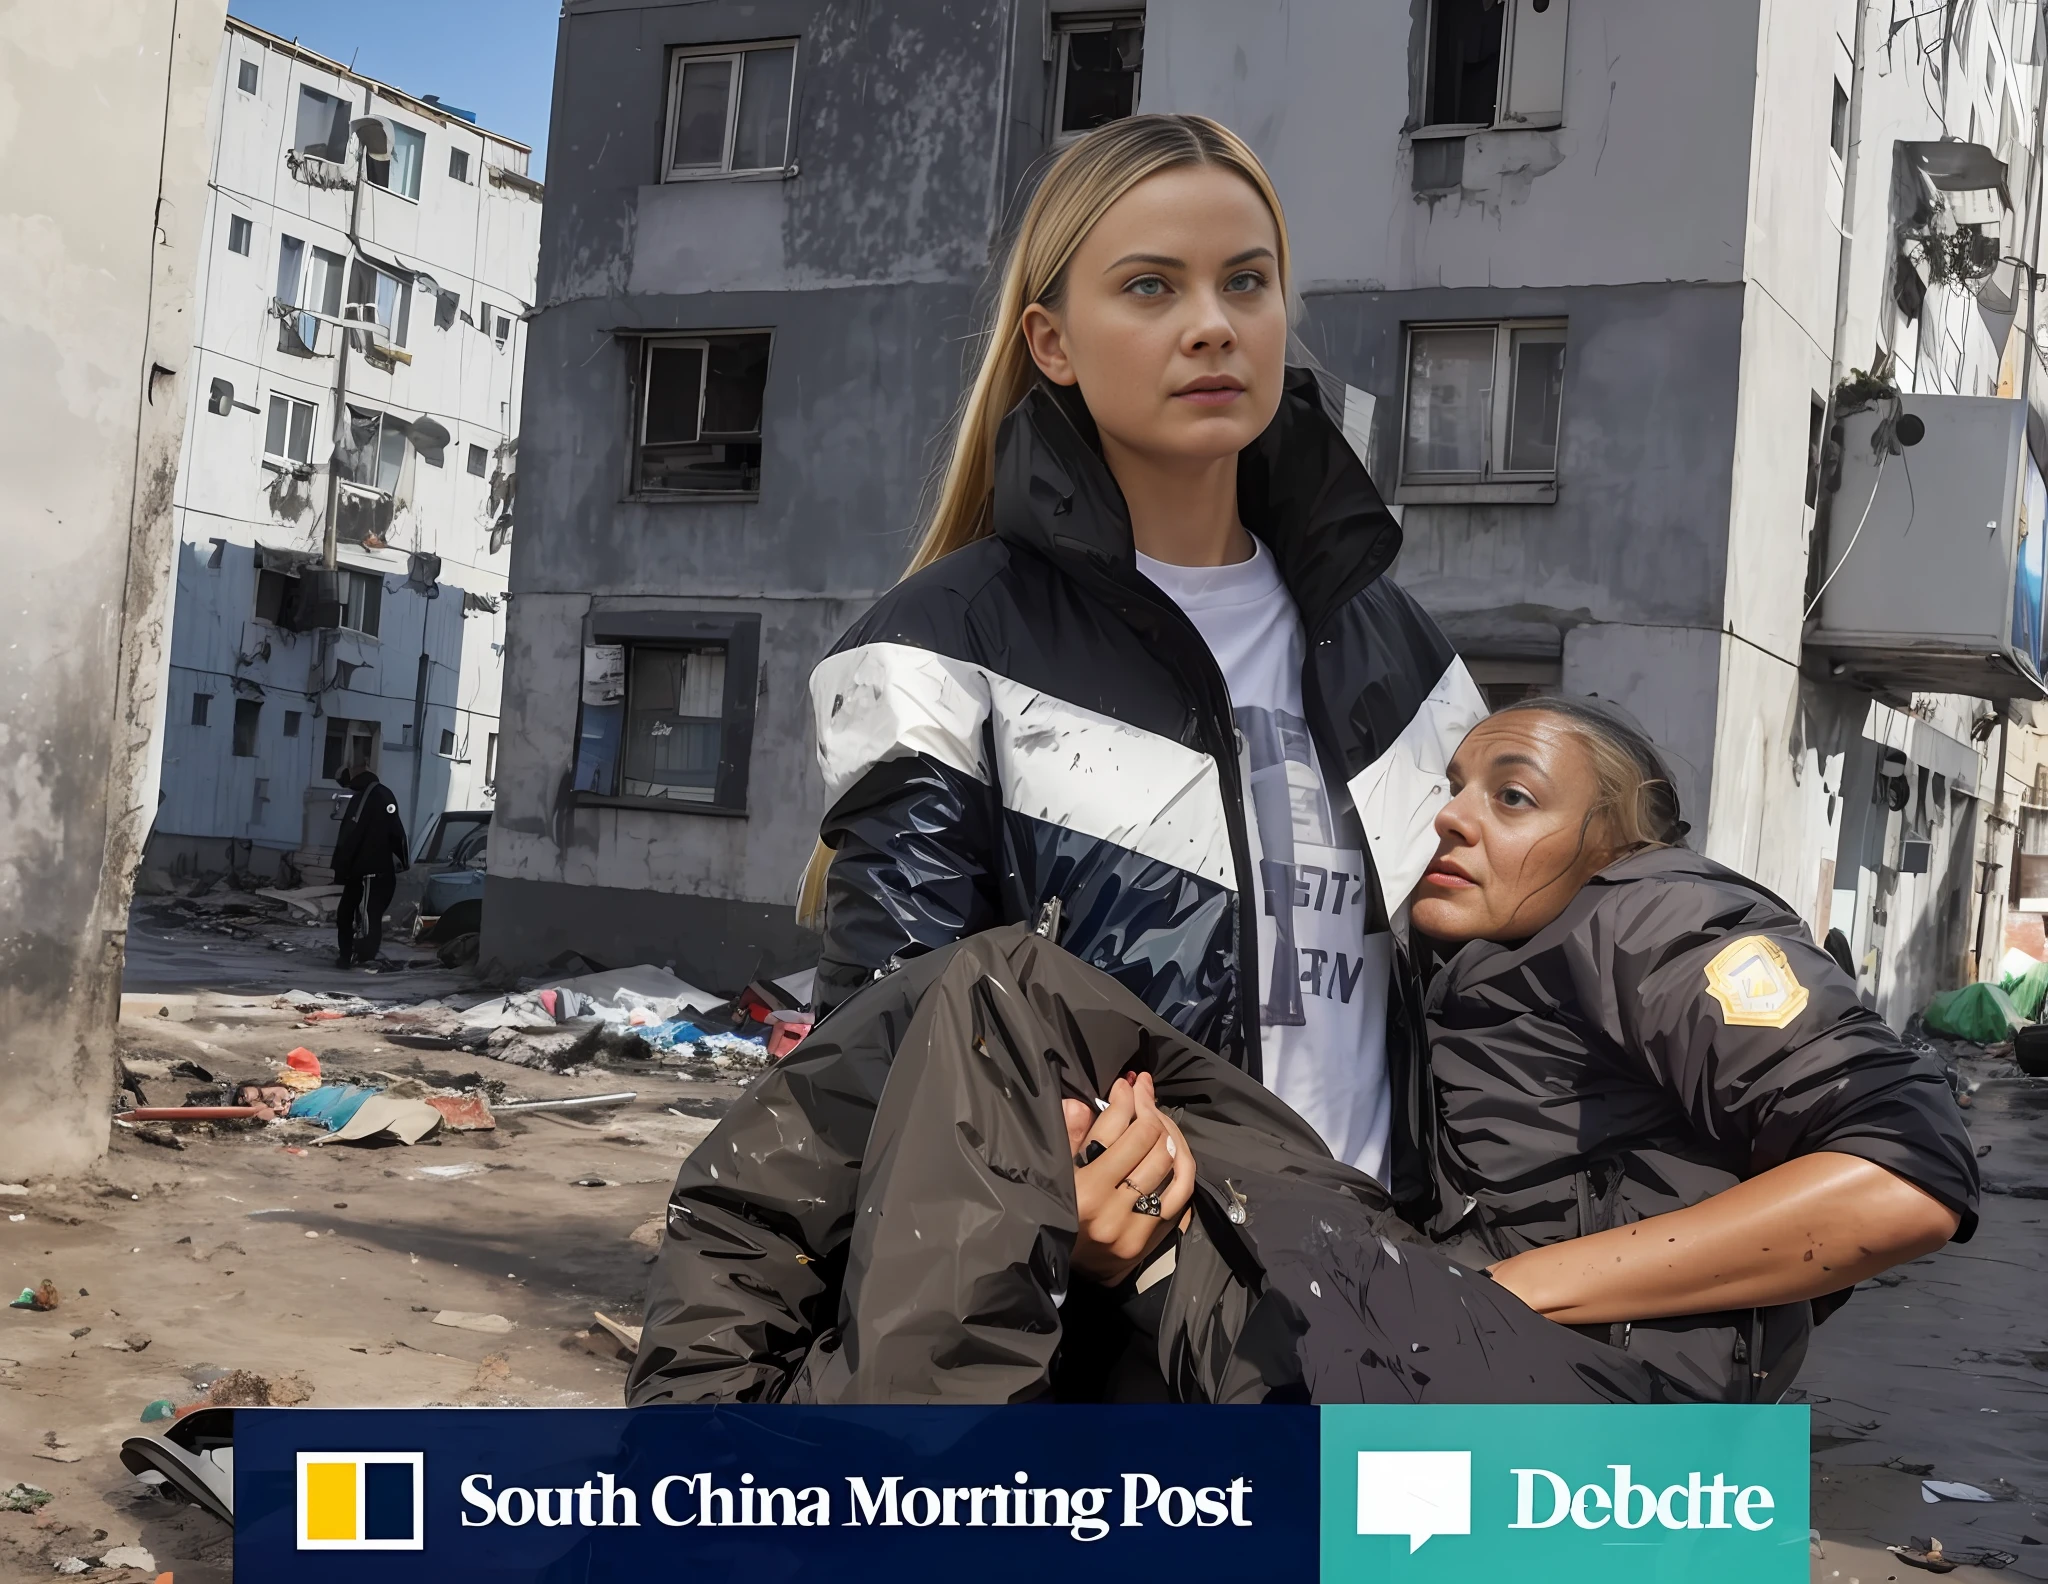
[1808,393,2047,701]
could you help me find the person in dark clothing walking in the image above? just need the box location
[1409,698,1979,1401]
[331,767,408,968]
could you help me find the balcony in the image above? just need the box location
[1807,393,2047,702]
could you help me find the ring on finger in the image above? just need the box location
[1132,1189,1163,1217]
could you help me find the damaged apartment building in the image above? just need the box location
[495,0,2048,1019]
[148,18,542,884]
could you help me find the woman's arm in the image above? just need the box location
[1485,1151,1960,1325]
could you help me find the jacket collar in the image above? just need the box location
[989,367,1404,634]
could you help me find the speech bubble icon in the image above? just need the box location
[1357,1450,1471,1554]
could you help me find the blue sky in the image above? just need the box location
[226,0,560,174]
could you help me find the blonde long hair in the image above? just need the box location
[796,114,1293,929]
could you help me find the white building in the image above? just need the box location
[148,18,541,882]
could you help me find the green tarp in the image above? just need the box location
[2000,959,2048,1022]
[1923,982,2026,1043]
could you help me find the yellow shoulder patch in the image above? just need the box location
[1704,935,1810,1029]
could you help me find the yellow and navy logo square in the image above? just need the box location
[296,1451,425,1550]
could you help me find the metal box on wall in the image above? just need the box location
[1809,393,2047,701]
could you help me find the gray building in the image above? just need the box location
[494,0,2048,1018]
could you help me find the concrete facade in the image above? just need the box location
[0,0,229,1178]
[497,0,2048,1020]
[146,20,541,884]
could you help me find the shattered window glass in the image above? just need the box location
[636,333,769,494]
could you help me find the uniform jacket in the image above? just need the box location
[809,371,1485,1212]
[1422,845,1981,1401]
[331,780,408,881]
[628,925,1657,1408]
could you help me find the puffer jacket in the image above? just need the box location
[809,370,1485,1214]
[628,924,1659,1407]
[1422,845,1982,1402]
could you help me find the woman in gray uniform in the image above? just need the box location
[1411,697,1980,1401]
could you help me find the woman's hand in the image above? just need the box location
[1061,1073,1197,1286]
[1485,1152,1961,1325]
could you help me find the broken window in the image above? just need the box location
[265,393,318,464]
[339,568,383,637]
[449,146,471,182]
[493,312,511,346]
[576,645,726,803]
[255,567,294,624]
[1053,14,1144,139]
[295,86,353,162]
[322,717,378,781]
[467,443,489,477]
[632,331,770,495]
[1400,320,1566,489]
[238,59,260,95]
[252,777,271,824]
[663,40,796,178]
[339,407,408,492]
[438,728,458,756]
[228,215,252,256]
[284,710,303,738]
[364,121,426,200]
[1421,0,1571,131]
[277,236,342,354]
[191,693,212,727]
[346,259,412,347]
[233,699,262,758]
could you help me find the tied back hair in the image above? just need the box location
[1491,695,1690,853]
[795,114,1294,929]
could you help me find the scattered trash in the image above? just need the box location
[286,1046,323,1075]
[423,1093,495,1131]
[1891,1536,2019,1572]
[0,1183,27,1196]
[53,1556,89,1574]
[10,1280,60,1312]
[773,967,816,1009]
[0,1483,52,1513]
[117,1107,261,1123]
[31,1448,80,1464]
[6,1214,22,1223]
[592,1310,642,1352]
[571,1176,611,1188]
[69,1326,90,1339]
[100,1547,157,1571]
[1922,1479,1998,1502]
[140,1400,177,1423]
[433,1311,513,1335]
[492,1091,638,1114]
[415,1162,487,1179]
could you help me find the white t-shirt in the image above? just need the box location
[1136,540,1394,1181]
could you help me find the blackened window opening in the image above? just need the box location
[1428,0,1504,128]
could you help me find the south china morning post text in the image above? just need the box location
[457,1466,1259,1541]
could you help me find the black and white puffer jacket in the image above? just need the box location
[808,369,1483,1212]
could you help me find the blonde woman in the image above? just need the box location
[802,115,1482,1281]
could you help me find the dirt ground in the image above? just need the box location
[5,949,2047,1582]
[0,994,740,1582]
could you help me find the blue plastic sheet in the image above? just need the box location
[287,1084,380,1131]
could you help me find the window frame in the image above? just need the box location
[449,146,471,183]
[1395,317,1566,505]
[1415,0,1571,136]
[294,84,354,163]
[572,611,761,816]
[227,214,253,256]
[237,58,260,95]
[346,259,413,348]
[232,698,262,758]
[264,392,319,466]
[466,443,489,477]
[1051,12,1146,144]
[661,39,800,181]
[337,567,383,638]
[629,330,772,500]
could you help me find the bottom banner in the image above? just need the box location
[233,1403,1807,1581]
